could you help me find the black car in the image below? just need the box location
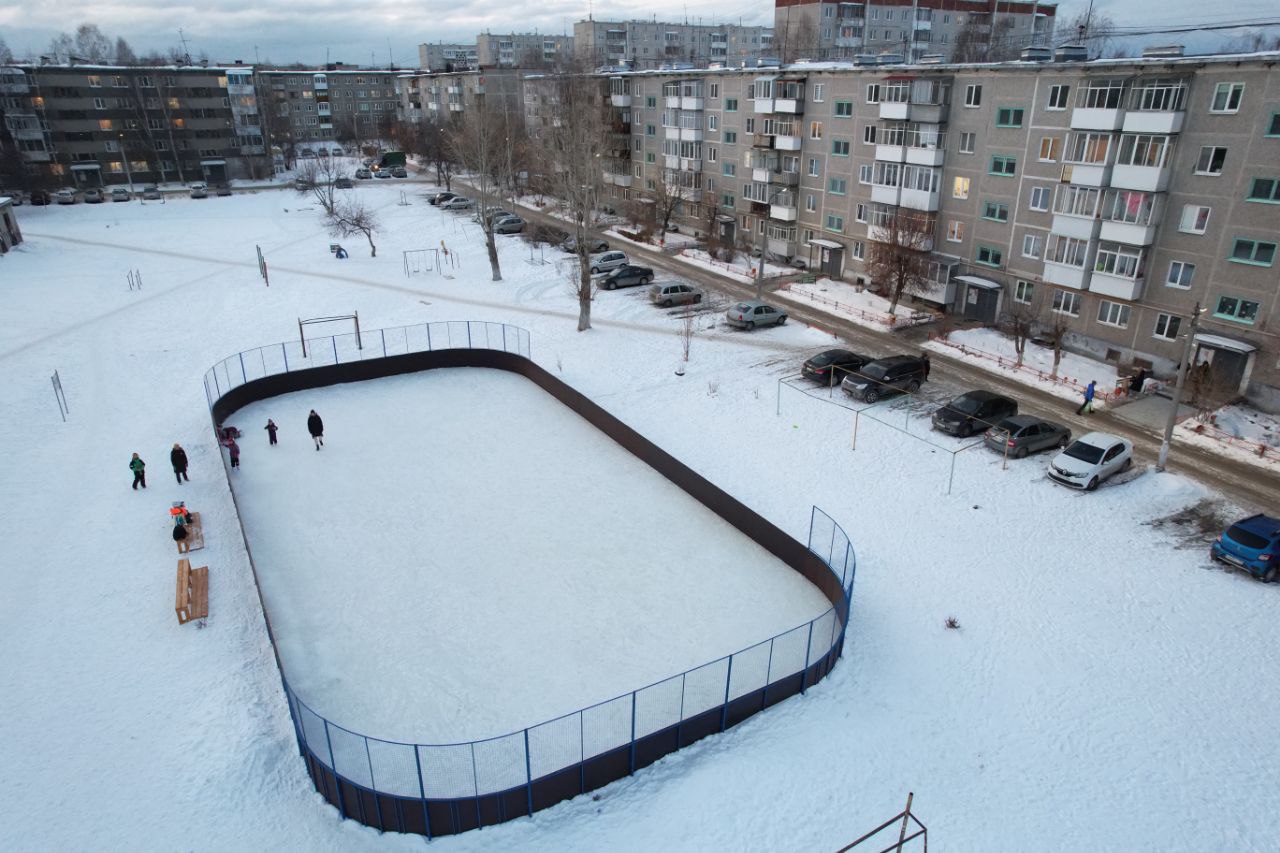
[932,391,1019,437]
[802,349,873,385]
[840,355,928,402]
[29,190,52,205]
[429,191,456,205]
[334,177,354,189]
[599,264,654,290]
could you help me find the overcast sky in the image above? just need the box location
[1,0,1276,67]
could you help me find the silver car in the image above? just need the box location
[725,300,787,330]
[983,416,1071,459]
[189,183,208,199]
[110,187,132,202]
[440,196,473,210]
[493,215,525,234]
[141,185,162,200]
[648,283,703,307]
[588,250,628,274]
[55,188,78,204]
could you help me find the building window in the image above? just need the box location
[976,245,1003,267]
[725,98,738,111]
[1095,241,1143,278]
[1193,146,1227,176]
[1214,295,1260,324]
[93,97,106,110]
[825,214,844,232]
[709,83,720,98]
[1229,238,1277,266]
[722,194,735,207]
[1178,204,1211,234]
[828,177,847,194]
[953,176,970,199]
[646,152,656,164]
[810,121,823,139]
[957,132,975,154]
[964,84,982,107]
[1052,290,1081,316]
[646,124,656,136]
[722,162,736,177]
[806,194,817,212]
[707,147,719,163]
[982,200,1009,222]
[1246,177,1280,203]
[1047,84,1070,110]
[744,118,755,133]
[851,240,865,260]
[1210,82,1244,113]
[996,107,1024,128]
[947,221,964,242]
[1166,260,1195,288]
[1046,234,1089,267]
[863,125,877,145]
[832,139,850,156]
[1022,234,1043,258]
[1015,280,1035,304]
[708,115,718,131]
[808,157,819,176]
[835,100,852,117]
[1096,300,1131,329]
[1038,136,1060,162]
[724,131,737,143]
[1153,313,1181,341]
[812,83,824,102]
[1267,113,1280,137]
[865,84,880,104]
[646,96,656,108]
[855,203,868,223]
[1029,186,1051,211]
[990,155,1017,176]
[859,164,873,184]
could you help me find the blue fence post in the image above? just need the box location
[203,375,213,408]
[414,745,432,839]
[578,712,586,795]
[801,622,814,695]
[365,738,384,831]
[523,728,535,817]
[239,351,247,385]
[628,691,638,773]
[323,720,348,820]
[720,656,734,732]
[828,521,837,566]
[282,341,289,372]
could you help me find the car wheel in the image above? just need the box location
[1085,476,1100,492]
[1059,435,1070,448]
[863,389,880,404]
[590,266,600,274]
[906,379,921,393]
[745,321,755,330]
[661,299,672,307]
[605,281,616,290]
[1265,566,1278,584]
[694,294,702,303]
[643,275,653,285]
[777,316,786,325]
[1014,446,1028,459]
[1121,457,1133,472]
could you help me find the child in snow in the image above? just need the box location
[228,439,241,468]
[264,419,279,445]
[129,452,146,490]
[171,442,189,483]
[307,410,324,450]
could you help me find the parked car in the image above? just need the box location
[1048,432,1133,491]
[440,195,473,210]
[141,185,161,200]
[588,250,628,274]
[299,148,317,158]
[55,188,78,204]
[803,349,873,385]
[110,187,132,202]
[726,300,787,330]
[1211,514,1280,581]
[493,215,525,234]
[374,169,393,179]
[355,168,372,180]
[931,391,1018,437]
[428,190,455,205]
[599,264,654,290]
[214,182,232,196]
[29,190,52,205]
[840,355,928,402]
[391,166,408,178]
[482,207,512,224]
[563,235,610,254]
[1,189,25,204]
[334,177,354,189]
[362,157,377,167]
[983,415,1071,458]
[189,183,208,199]
[293,177,310,191]
[83,188,105,203]
[649,282,703,307]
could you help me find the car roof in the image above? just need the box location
[1234,514,1280,538]
[868,354,920,367]
[955,390,1006,403]
[1001,415,1042,428]
[1075,431,1126,447]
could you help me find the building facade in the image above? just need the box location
[774,0,1055,63]
[573,19,775,70]
[1,63,269,187]
[255,68,401,156]
[396,68,524,126]
[575,51,1280,408]
[476,33,575,69]
[418,43,479,72]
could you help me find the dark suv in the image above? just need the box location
[599,264,654,290]
[932,391,1018,437]
[840,355,928,403]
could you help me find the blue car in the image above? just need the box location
[1211,514,1280,581]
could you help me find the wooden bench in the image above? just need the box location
[175,511,205,554]
[176,558,209,624]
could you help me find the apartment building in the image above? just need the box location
[573,19,775,70]
[476,33,575,69]
[396,68,523,125]
[584,51,1280,409]
[255,68,401,154]
[1,63,269,186]
[775,0,1055,63]
[418,42,479,72]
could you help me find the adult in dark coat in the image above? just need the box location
[171,443,189,483]
[307,410,324,450]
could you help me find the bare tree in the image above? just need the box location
[865,209,935,315]
[448,98,509,282]
[1000,297,1039,368]
[1039,307,1073,379]
[74,24,112,63]
[256,84,297,170]
[47,33,75,64]
[113,37,136,65]
[0,37,14,64]
[327,197,379,256]
[296,156,347,216]
[1065,11,1118,59]
[648,168,688,239]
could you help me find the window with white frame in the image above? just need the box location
[851,240,865,260]
[812,83,824,102]
[1166,260,1195,288]
[964,84,982,107]
[805,194,816,212]
[863,125,877,144]
[859,164,873,184]
[958,131,975,154]
[1046,234,1089,267]
[952,176,969,199]
[1094,241,1143,279]
[1117,133,1173,168]
[1153,313,1181,341]
[1047,84,1070,110]
[1210,82,1244,113]
[1015,280,1035,303]
[1178,204,1211,234]
[1096,300,1131,328]
[808,157,819,176]
[855,203,868,223]
[865,83,880,104]
[1193,146,1226,175]
[1039,136,1060,161]
[1029,186,1051,211]
[947,220,964,242]
[1022,233,1043,258]
[1052,290,1081,316]
[708,114,718,131]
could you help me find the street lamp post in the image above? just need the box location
[1156,302,1201,472]
[754,184,787,301]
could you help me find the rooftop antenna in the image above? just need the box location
[178,28,192,64]
[387,38,393,68]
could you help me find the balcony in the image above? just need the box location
[664,95,681,109]
[447,86,462,95]
[1122,110,1183,134]
[664,126,681,141]
[1110,164,1170,193]
[680,96,703,111]
[679,127,703,142]
[875,143,945,168]
[1089,271,1145,301]
[610,93,632,108]
[766,236,796,257]
[868,223,934,251]
[448,103,463,112]
[898,187,940,212]
[775,134,801,151]
[664,154,679,169]
[1060,162,1111,187]
[751,167,799,187]
[878,101,945,124]
[1051,214,1101,242]
[754,97,804,115]
[1099,219,1157,246]
[871,184,900,206]
[1042,261,1090,290]
[679,157,701,173]
[603,170,633,187]
[770,202,798,222]
[1070,107,1124,131]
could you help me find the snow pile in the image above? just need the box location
[677,248,793,284]
[783,278,933,329]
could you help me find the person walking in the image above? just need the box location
[264,419,279,446]
[1076,380,1097,415]
[170,443,189,483]
[307,409,324,450]
[129,452,147,490]
[921,352,931,382]
[228,438,241,469]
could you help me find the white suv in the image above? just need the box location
[589,250,628,274]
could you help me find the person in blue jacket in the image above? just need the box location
[1076,380,1096,415]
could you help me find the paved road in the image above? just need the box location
[455,182,1280,515]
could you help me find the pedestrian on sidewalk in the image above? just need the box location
[171,443,189,483]
[228,438,241,469]
[307,409,325,450]
[921,352,931,381]
[264,419,279,446]
[1076,380,1097,415]
[129,453,147,490]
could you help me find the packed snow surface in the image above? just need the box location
[229,368,830,742]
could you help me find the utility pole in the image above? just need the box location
[1156,302,1200,472]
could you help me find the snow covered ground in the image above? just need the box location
[4,183,1280,852]
[230,368,829,742]
[784,277,935,329]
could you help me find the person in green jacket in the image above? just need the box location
[130,452,146,490]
